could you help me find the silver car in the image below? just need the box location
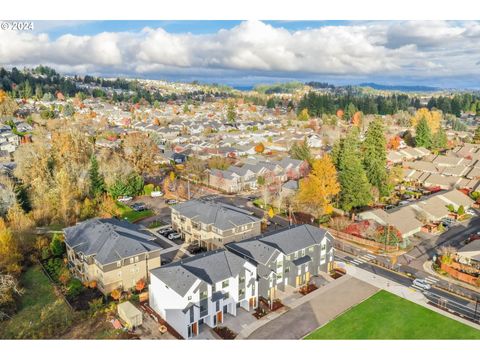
[413,279,431,290]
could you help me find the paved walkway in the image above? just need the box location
[238,275,378,339]
[345,263,480,330]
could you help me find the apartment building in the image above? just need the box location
[226,224,335,303]
[149,249,258,339]
[171,200,262,250]
[64,218,162,295]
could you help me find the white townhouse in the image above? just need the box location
[149,249,258,339]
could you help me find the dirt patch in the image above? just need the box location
[62,315,133,339]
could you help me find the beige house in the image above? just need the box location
[171,200,262,250]
[64,218,162,295]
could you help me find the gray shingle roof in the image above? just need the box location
[150,249,247,297]
[64,218,159,265]
[172,200,260,230]
[226,225,329,264]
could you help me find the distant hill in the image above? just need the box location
[359,82,440,92]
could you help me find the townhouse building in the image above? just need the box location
[171,200,262,250]
[149,249,258,339]
[226,224,335,303]
[64,218,162,295]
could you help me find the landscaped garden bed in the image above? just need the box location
[299,283,318,295]
[253,298,284,319]
[213,326,237,339]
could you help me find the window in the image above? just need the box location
[224,292,229,299]
[238,288,245,297]
[130,258,134,264]
[134,256,139,262]
[321,243,326,251]
[252,283,256,293]
[200,290,208,300]
[222,280,229,288]
[285,266,290,273]
[301,249,305,256]
[239,276,245,284]
[188,296,192,301]
[116,261,121,267]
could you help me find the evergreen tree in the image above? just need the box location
[89,155,105,198]
[289,138,313,165]
[473,126,480,144]
[415,117,432,149]
[432,126,448,151]
[336,127,372,212]
[362,118,389,196]
[266,98,276,109]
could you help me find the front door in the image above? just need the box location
[192,322,198,336]
[305,272,310,283]
[249,297,256,309]
[217,311,223,323]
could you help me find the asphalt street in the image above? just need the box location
[336,251,480,324]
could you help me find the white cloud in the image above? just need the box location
[1,20,480,84]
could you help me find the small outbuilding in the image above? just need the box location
[118,301,143,329]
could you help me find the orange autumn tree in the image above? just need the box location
[387,136,401,150]
[135,278,146,293]
[352,111,363,127]
[255,143,265,153]
[110,288,122,301]
[296,154,340,218]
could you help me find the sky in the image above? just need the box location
[1,20,480,88]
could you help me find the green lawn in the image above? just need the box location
[305,290,480,340]
[115,201,154,223]
[0,265,74,339]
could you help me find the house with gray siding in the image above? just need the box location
[225,224,334,304]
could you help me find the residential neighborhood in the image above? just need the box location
[1,16,480,352]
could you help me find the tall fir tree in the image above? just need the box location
[362,118,389,196]
[473,126,480,144]
[432,126,448,151]
[415,116,432,149]
[336,127,372,212]
[89,154,105,198]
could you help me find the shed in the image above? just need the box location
[118,301,142,329]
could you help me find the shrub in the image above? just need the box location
[50,233,65,257]
[143,183,155,196]
[66,278,84,299]
[458,205,465,216]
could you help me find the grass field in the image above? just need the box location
[116,201,154,222]
[0,265,74,339]
[305,290,480,340]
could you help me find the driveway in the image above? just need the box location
[245,276,378,339]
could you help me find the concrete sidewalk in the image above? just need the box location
[237,275,378,339]
[345,263,480,331]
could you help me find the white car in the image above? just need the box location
[117,196,133,203]
[413,279,431,290]
[168,233,182,240]
[466,209,476,216]
[151,191,164,198]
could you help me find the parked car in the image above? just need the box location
[131,203,147,211]
[158,227,174,236]
[151,191,164,198]
[166,199,178,205]
[398,201,410,206]
[412,279,431,290]
[187,243,206,254]
[118,196,133,203]
[384,204,395,210]
[168,232,182,240]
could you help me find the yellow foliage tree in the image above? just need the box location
[296,154,340,218]
[297,108,309,121]
[410,108,441,133]
[0,218,22,274]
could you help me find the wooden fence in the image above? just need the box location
[327,228,398,252]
